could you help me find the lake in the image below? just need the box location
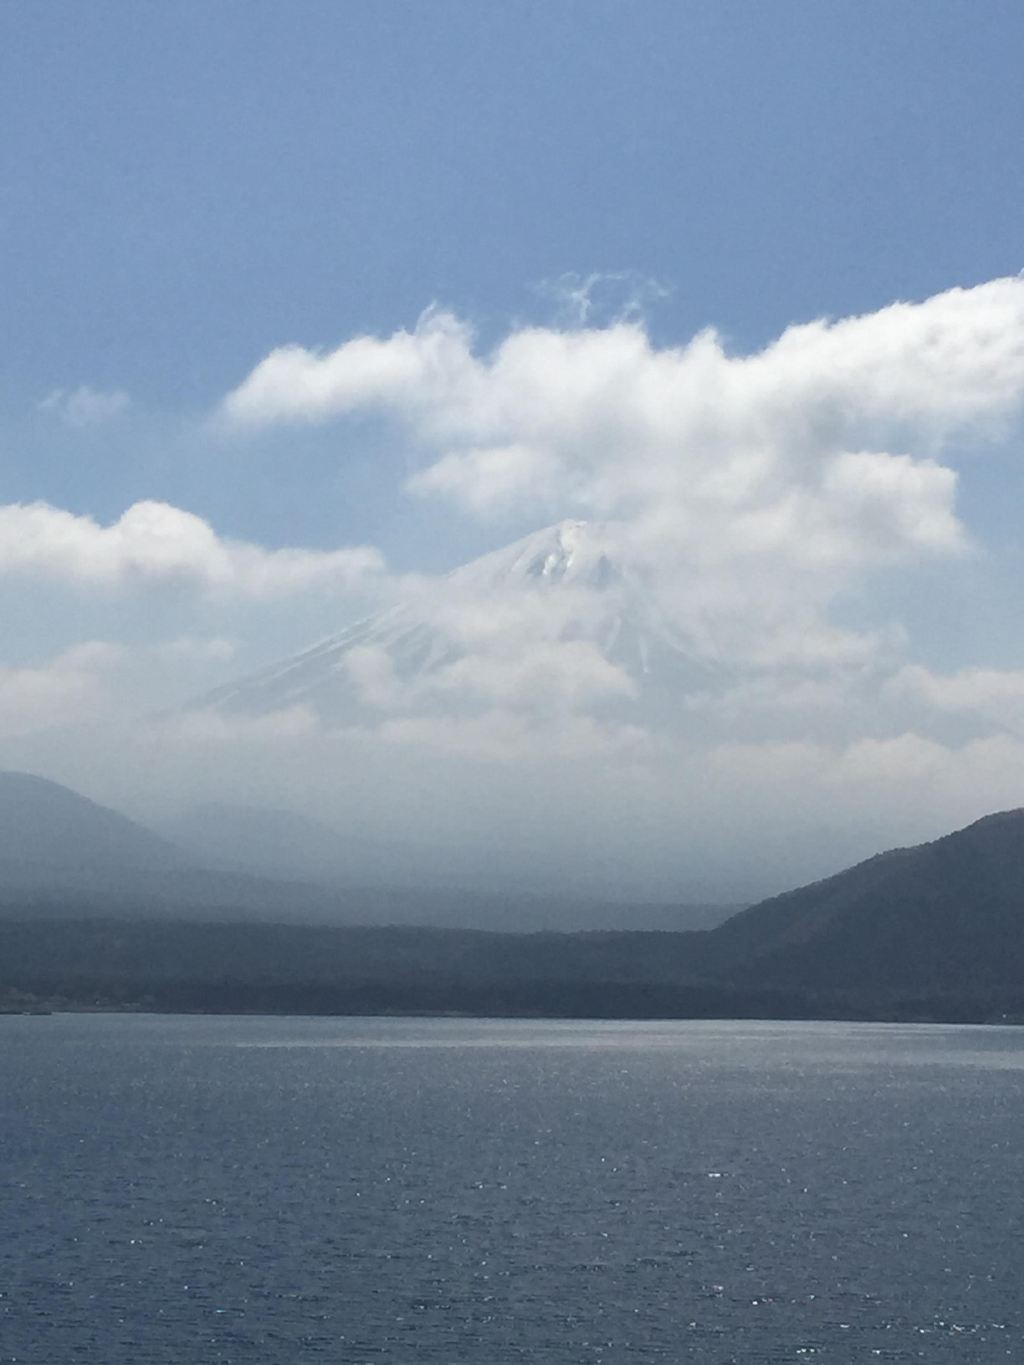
[2,1015,1022,1362]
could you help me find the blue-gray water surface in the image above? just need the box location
[2,1015,1022,1363]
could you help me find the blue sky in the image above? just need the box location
[2,2,1024,889]
[5,2,1022,394]
[4,1,1023,552]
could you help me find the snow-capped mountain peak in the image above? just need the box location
[197,520,705,723]
[451,519,620,590]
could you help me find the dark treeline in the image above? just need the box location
[1,915,1020,1023]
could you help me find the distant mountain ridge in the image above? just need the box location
[0,772,732,932]
[158,799,736,927]
[0,771,184,873]
[160,801,376,881]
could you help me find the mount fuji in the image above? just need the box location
[199,520,715,725]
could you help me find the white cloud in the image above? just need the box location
[321,578,642,735]
[707,728,1024,837]
[890,663,1024,710]
[0,637,246,741]
[220,308,478,428]
[418,639,636,712]
[812,451,965,562]
[407,443,561,516]
[222,277,1024,455]
[343,645,406,711]
[532,271,671,326]
[166,704,320,745]
[887,663,1024,737]
[0,645,117,738]
[219,278,1024,692]
[0,499,384,598]
[373,709,649,763]
[40,385,132,427]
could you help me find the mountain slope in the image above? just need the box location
[160,802,373,882]
[705,808,1024,997]
[0,771,185,873]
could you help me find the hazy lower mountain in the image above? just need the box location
[0,772,733,932]
[0,771,185,874]
[707,807,1024,998]
[198,519,718,724]
[160,801,382,882]
[159,799,737,930]
[0,772,343,920]
[161,801,511,895]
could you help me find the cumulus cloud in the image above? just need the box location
[406,443,561,516]
[222,277,1024,454]
[419,639,636,712]
[39,385,132,427]
[706,727,1024,838]
[0,644,120,738]
[220,279,1024,670]
[220,308,478,428]
[0,499,384,598]
[346,634,637,718]
[887,663,1024,738]
[0,638,246,741]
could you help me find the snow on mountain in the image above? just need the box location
[198,520,715,724]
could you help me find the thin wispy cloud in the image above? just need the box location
[531,271,672,327]
[39,385,132,428]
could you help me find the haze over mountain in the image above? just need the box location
[159,799,733,929]
[0,772,184,875]
[3,801,1023,1021]
[0,770,733,932]
[161,802,397,883]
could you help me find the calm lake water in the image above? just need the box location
[2,1014,1022,1363]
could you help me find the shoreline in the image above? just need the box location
[4,1000,1022,1027]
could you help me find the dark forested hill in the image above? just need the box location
[705,808,1024,999]
[0,917,806,1020]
